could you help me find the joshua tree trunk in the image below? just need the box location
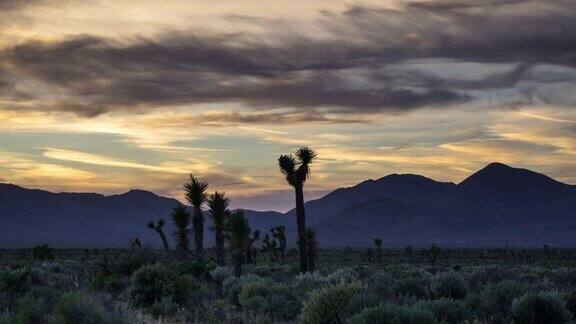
[157,230,170,252]
[295,184,308,273]
[233,250,243,277]
[245,245,253,264]
[193,207,204,259]
[215,230,225,266]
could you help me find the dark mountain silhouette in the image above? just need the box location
[1,162,576,247]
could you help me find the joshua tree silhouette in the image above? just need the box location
[306,228,318,272]
[278,146,317,273]
[225,211,251,276]
[184,174,208,260]
[171,204,191,252]
[208,191,230,266]
[271,226,287,264]
[147,219,169,252]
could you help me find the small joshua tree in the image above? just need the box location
[245,230,261,264]
[405,245,413,257]
[374,237,383,263]
[425,243,441,266]
[131,237,142,249]
[147,219,170,252]
[262,234,279,262]
[184,174,208,260]
[225,211,251,276]
[272,226,287,264]
[207,191,230,266]
[171,204,192,252]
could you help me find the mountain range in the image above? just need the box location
[1,162,575,248]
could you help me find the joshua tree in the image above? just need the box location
[262,234,279,262]
[147,219,170,252]
[374,237,383,263]
[208,191,230,266]
[184,174,208,259]
[171,204,192,252]
[245,230,261,264]
[278,146,317,273]
[424,244,441,266]
[130,237,142,249]
[305,228,318,272]
[271,226,287,264]
[225,211,250,276]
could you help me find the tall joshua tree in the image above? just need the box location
[278,146,317,273]
[271,226,287,264]
[225,211,250,276]
[147,219,170,252]
[171,204,191,252]
[305,228,318,272]
[208,191,230,266]
[184,174,208,259]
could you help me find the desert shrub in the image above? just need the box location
[345,292,382,317]
[56,292,107,324]
[395,277,426,298]
[11,295,51,324]
[92,273,127,295]
[97,248,159,276]
[300,282,363,324]
[251,265,273,277]
[293,271,328,293]
[149,296,178,319]
[430,272,468,300]
[467,265,514,290]
[32,245,54,261]
[210,266,233,285]
[170,258,213,280]
[327,268,359,284]
[562,290,576,318]
[0,268,30,296]
[349,304,437,324]
[472,280,526,321]
[512,292,571,324]
[415,299,471,324]
[367,272,394,298]
[129,263,196,307]
[238,279,300,320]
[222,274,261,305]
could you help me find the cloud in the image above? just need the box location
[0,0,574,118]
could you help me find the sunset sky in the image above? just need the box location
[1,0,575,211]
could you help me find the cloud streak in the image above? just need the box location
[0,0,574,119]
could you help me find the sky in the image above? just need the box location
[1,0,576,211]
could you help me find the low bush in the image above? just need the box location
[129,263,196,307]
[562,290,576,318]
[395,277,426,298]
[149,296,178,319]
[56,292,107,324]
[512,292,571,324]
[300,282,363,324]
[238,279,300,320]
[327,268,359,284]
[349,304,437,324]
[472,280,526,322]
[430,272,468,300]
[415,299,471,324]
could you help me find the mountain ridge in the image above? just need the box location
[2,162,576,247]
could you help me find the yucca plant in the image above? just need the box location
[147,219,170,252]
[171,204,191,252]
[225,211,251,276]
[262,234,279,262]
[184,174,208,259]
[208,191,230,266]
[278,146,317,273]
[272,226,287,264]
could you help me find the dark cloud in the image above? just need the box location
[0,0,575,118]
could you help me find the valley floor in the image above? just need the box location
[2,247,576,323]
